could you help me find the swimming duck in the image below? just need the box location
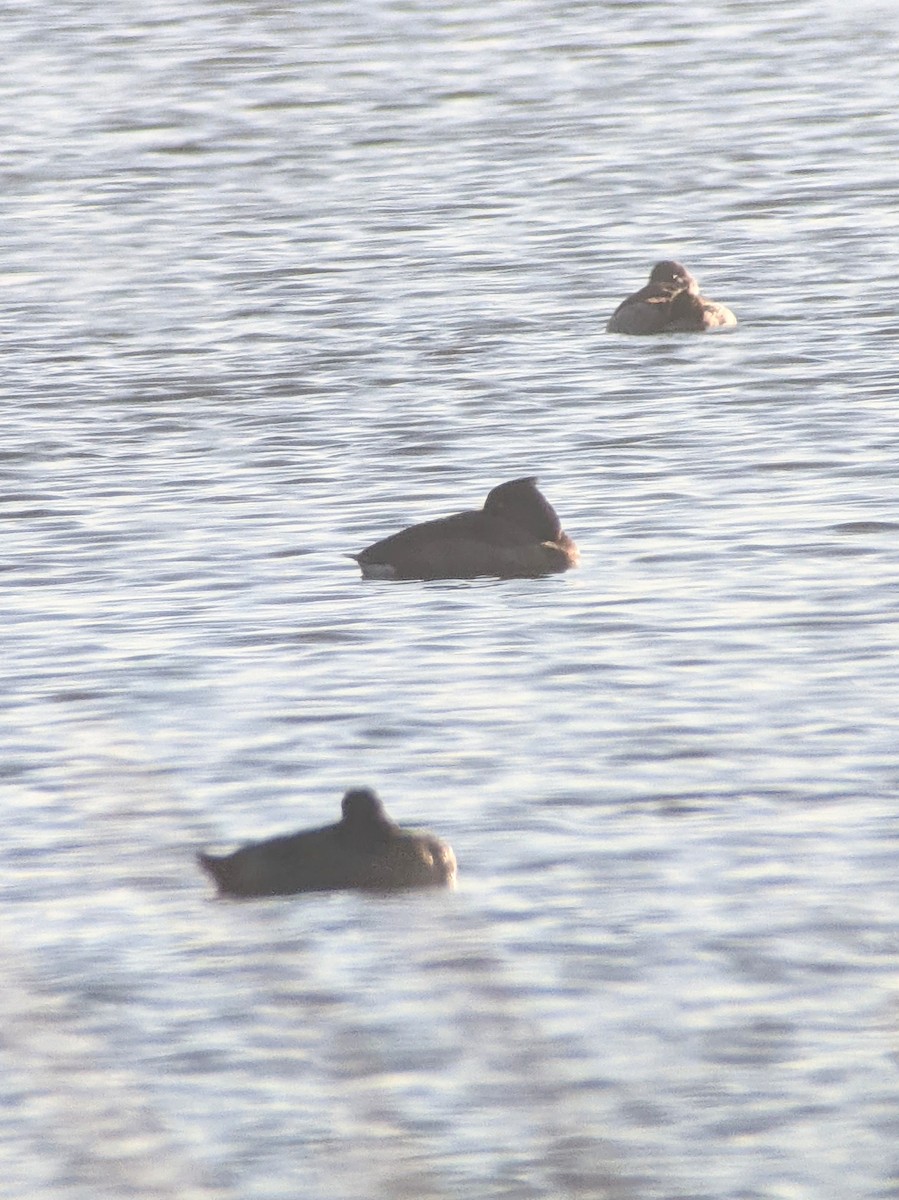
[351,476,579,580]
[606,261,737,334]
[197,788,457,897]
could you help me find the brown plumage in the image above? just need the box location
[197,788,457,898]
[351,477,579,580]
[606,261,737,334]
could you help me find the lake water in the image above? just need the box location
[3,1,899,1197]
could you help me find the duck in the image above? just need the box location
[350,476,579,580]
[606,260,737,334]
[197,788,457,897]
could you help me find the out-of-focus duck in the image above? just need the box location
[197,788,457,898]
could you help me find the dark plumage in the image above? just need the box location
[350,477,579,580]
[197,788,457,898]
[606,260,737,334]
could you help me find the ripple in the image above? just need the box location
[3,2,899,1197]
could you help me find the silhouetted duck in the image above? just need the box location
[351,477,579,580]
[197,788,457,897]
[606,261,737,334]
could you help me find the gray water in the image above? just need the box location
[3,1,899,1197]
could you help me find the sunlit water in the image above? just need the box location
[3,1,899,1197]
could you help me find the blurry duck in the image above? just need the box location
[350,476,579,580]
[606,260,737,334]
[197,788,457,898]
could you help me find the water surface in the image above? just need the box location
[3,2,899,1197]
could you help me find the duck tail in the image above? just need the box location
[197,851,232,894]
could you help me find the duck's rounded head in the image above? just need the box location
[341,787,390,828]
[649,260,697,291]
[483,477,562,542]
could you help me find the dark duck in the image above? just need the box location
[197,788,457,898]
[351,476,579,581]
[606,260,736,334]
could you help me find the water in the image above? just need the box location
[3,1,899,1197]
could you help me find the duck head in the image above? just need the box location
[649,260,698,293]
[483,477,563,542]
[341,787,391,830]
